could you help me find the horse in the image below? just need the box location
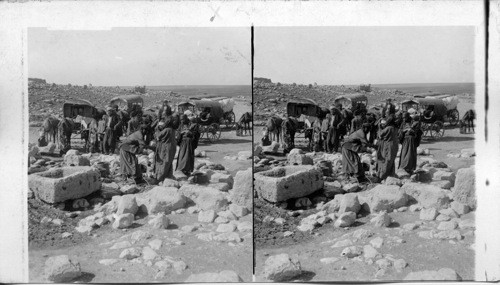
[460,109,475,134]
[38,116,60,147]
[265,116,283,143]
[236,112,252,136]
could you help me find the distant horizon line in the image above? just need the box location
[253,79,474,86]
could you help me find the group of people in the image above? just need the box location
[340,99,423,182]
[82,100,201,185]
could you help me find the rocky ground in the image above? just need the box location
[253,80,476,281]
[28,82,253,282]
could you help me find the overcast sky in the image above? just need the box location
[29,27,251,86]
[255,26,475,85]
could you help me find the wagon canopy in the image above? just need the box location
[415,98,448,117]
[192,100,225,119]
[63,99,97,119]
[109,95,144,110]
[334,94,368,111]
[286,98,319,118]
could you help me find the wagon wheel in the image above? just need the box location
[225,111,236,129]
[430,121,445,139]
[448,109,460,126]
[207,123,221,142]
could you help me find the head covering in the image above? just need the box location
[386,98,392,102]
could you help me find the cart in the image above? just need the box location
[62,99,98,151]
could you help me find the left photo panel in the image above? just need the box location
[27,27,253,282]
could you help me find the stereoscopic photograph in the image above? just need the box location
[27,27,252,282]
[253,26,476,281]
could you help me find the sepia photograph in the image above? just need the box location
[253,26,477,281]
[26,27,253,282]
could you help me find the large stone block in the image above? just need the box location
[178,184,228,212]
[254,166,324,203]
[230,168,253,209]
[401,182,450,210]
[136,186,187,215]
[358,185,409,213]
[28,167,101,203]
[452,167,475,210]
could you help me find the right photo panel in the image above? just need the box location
[253,26,476,281]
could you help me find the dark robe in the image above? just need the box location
[350,116,364,135]
[127,117,141,136]
[153,126,177,181]
[341,129,368,178]
[119,130,145,181]
[376,125,399,180]
[176,128,200,175]
[312,118,323,152]
[103,113,122,154]
[398,124,423,173]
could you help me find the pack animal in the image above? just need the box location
[236,112,252,136]
[265,116,283,143]
[460,109,475,134]
[38,116,60,147]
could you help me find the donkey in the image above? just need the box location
[38,116,60,147]
[236,112,252,136]
[460,109,475,134]
[264,116,283,143]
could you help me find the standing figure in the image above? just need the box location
[312,117,323,152]
[88,115,99,153]
[153,117,177,182]
[281,116,297,153]
[321,110,331,152]
[376,117,399,180]
[176,123,201,176]
[97,114,107,153]
[341,123,373,181]
[103,106,122,155]
[58,117,74,154]
[127,110,142,136]
[382,98,396,118]
[398,120,423,174]
[350,110,364,135]
[327,104,344,153]
[119,124,147,184]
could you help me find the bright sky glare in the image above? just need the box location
[29,27,251,86]
[254,26,475,85]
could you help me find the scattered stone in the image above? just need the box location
[402,223,419,231]
[287,153,313,165]
[420,207,438,221]
[148,239,162,250]
[401,183,451,210]
[340,246,362,258]
[370,211,392,227]
[436,214,451,221]
[148,214,170,229]
[44,255,82,282]
[99,259,119,266]
[434,230,462,240]
[370,237,384,249]
[339,193,361,214]
[230,168,253,209]
[283,231,294,237]
[130,230,152,242]
[112,213,134,229]
[213,232,242,243]
[451,201,470,215]
[181,225,198,233]
[61,232,72,238]
[409,204,422,212]
[394,259,407,272]
[363,245,379,259]
[187,206,200,214]
[116,195,139,215]
[295,197,312,208]
[142,246,158,261]
[216,223,237,233]
[352,229,374,239]
[323,181,344,197]
[452,167,475,209]
[334,212,356,228]
[375,258,392,270]
[120,185,139,195]
[343,183,360,193]
[458,219,475,230]
[263,254,302,281]
[119,248,141,260]
[385,176,402,186]
[136,186,187,215]
[237,221,252,232]
[430,180,452,190]
[198,210,217,223]
[358,185,409,213]
[439,208,459,218]
[173,260,188,274]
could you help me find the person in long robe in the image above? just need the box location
[341,123,373,181]
[176,123,201,176]
[398,120,423,174]
[119,124,147,184]
[350,110,364,135]
[103,106,122,155]
[327,105,343,153]
[321,111,331,151]
[153,117,177,182]
[312,117,323,152]
[282,116,297,153]
[376,116,399,180]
